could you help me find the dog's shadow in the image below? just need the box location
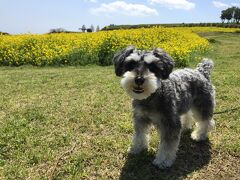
[120,130,212,180]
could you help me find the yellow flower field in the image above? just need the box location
[0,27,223,66]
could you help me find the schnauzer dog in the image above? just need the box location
[113,46,215,169]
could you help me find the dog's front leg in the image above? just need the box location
[128,113,150,154]
[153,117,181,169]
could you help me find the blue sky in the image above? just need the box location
[0,0,239,34]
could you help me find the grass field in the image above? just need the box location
[0,33,239,179]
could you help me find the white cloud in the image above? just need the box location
[84,0,97,3]
[91,1,158,17]
[148,0,195,10]
[212,1,229,8]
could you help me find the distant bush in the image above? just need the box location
[48,28,80,34]
[49,28,67,34]
[207,38,217,43]
[0,32,10,35]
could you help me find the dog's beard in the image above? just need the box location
[120,70,158,100]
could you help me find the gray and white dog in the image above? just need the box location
[113,46,215,169]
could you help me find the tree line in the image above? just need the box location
[221,6,240,23]
[49,25,100,34]
[79,25,100,33]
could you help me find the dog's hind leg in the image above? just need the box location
[128,114,151,154]
[180,110,194,130]
[191,95,215,141]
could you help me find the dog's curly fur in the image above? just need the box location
[113,46,215,169]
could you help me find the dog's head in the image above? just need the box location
[113,46,174,100]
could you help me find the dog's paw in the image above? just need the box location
[127,146,147,155]
[152,158,173,169]
[127,147,140,154]
[191,130,207,142]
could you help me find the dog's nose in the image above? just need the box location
[135,76,145,85]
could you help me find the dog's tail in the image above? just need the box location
[196,58,214,80]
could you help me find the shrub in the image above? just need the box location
[207,38,217,43]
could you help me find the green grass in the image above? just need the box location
[0,33,239,179]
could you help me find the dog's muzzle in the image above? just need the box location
[133,76,145,94]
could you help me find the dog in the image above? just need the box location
[113,46,215,169]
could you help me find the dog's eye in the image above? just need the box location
[147,63,158,73]
[125,60,137,71]
[147,62,163,78]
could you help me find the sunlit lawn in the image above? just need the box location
[0,33,239,179]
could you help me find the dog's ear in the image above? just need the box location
[113,46,135,76]
[151,48,175,79]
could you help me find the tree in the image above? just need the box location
[229,6,237,23]
[220,6,240,23]
[225,8,234,23]
[234,7,240,23]
[220,10,227,23]
[79,25,86,32]
[90,24,95,32]
[96,25,100,32]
